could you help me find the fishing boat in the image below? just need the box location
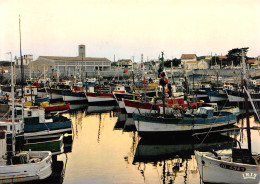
[132,106,236,136]
[46,80,73,101]
[195,147,260,184]
[86,85,125,104]
[46,88,64,101]
[40,102,70,112]
[123,96,203,115]
[86,92,115,103]
[132,52,236,137]
[208,90,228,102]
[195,48,260,184]
[12,106,72,136]
[0,130,52,184]
[193,83,211,99]
[23,134,64,155]
[62,90,87,102]
[113,92,138,110]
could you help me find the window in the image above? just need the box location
[27,111,32,117]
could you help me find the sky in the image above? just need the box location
[0,0,260,62]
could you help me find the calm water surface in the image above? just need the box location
[36,104,260,184]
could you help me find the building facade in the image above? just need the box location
[15,55,33,65]
[37,56,111,74]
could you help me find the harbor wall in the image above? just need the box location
[1,66,260,83]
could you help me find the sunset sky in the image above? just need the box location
[1,0,259,61]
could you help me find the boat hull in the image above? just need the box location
[133,113,236,136]
[196,151,260,184]
[24,120,72,133]
[62,91,87,102]
[86,92,115,103]
[43,103,70,112]
[46,89,63,100]
[0,151,52,184]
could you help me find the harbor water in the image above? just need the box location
[24,104,260,184]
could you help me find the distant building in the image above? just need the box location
[78,44,86,58]
[181,54,197,64]
[218,56,227,60]
[247,59,257,64]
[34,45,111,76]
[0,61,13,67]
[37,56,111,73]
[197,59,209,69]
[15,55,33,65]
[181,54,197,69]
[256,56,260,65]
[116,59,133,68]
[185,61,198,70]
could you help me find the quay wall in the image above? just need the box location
[1,66,260,83]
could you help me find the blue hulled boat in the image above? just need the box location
[15,106,72,136]
[132,107,236,136]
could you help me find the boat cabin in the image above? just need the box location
[14,106,52,124]
[196,107,214,118]
[113,85,126,93]
[0,120,24,135]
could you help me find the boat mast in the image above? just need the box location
[161,52,165,117]
[11,55,15,156]
[19,15,24,97]
[242,48,252,158]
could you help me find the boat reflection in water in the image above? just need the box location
[63,134,73,154]
[86,105,117,114]
[69,104,88,111]
[114,112,128,130]
[133,134,236,184]
[123,117,136,132]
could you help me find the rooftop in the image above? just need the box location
[181,54,197,60]
[39,56,110,61]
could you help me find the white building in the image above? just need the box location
[15,55,33,65]
[181,54,197,65]
[38,56,111,73]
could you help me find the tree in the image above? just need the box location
[211,56,220,66]
[164,58,181,67]
[226,47,249,66]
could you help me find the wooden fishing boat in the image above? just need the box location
[123,97,203,115]
[23,134,64,155]
[62,90,87,102]
[195,149,260,184]
[14,106,72,135]
[113,92,138,110]
[0,131,52,184]
[86,92,115,103]
[132,107,236,136]
[40,102,70,112]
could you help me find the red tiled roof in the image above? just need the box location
[218,56,227,60]
[247,59,256,64]
[181,54,196,60]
